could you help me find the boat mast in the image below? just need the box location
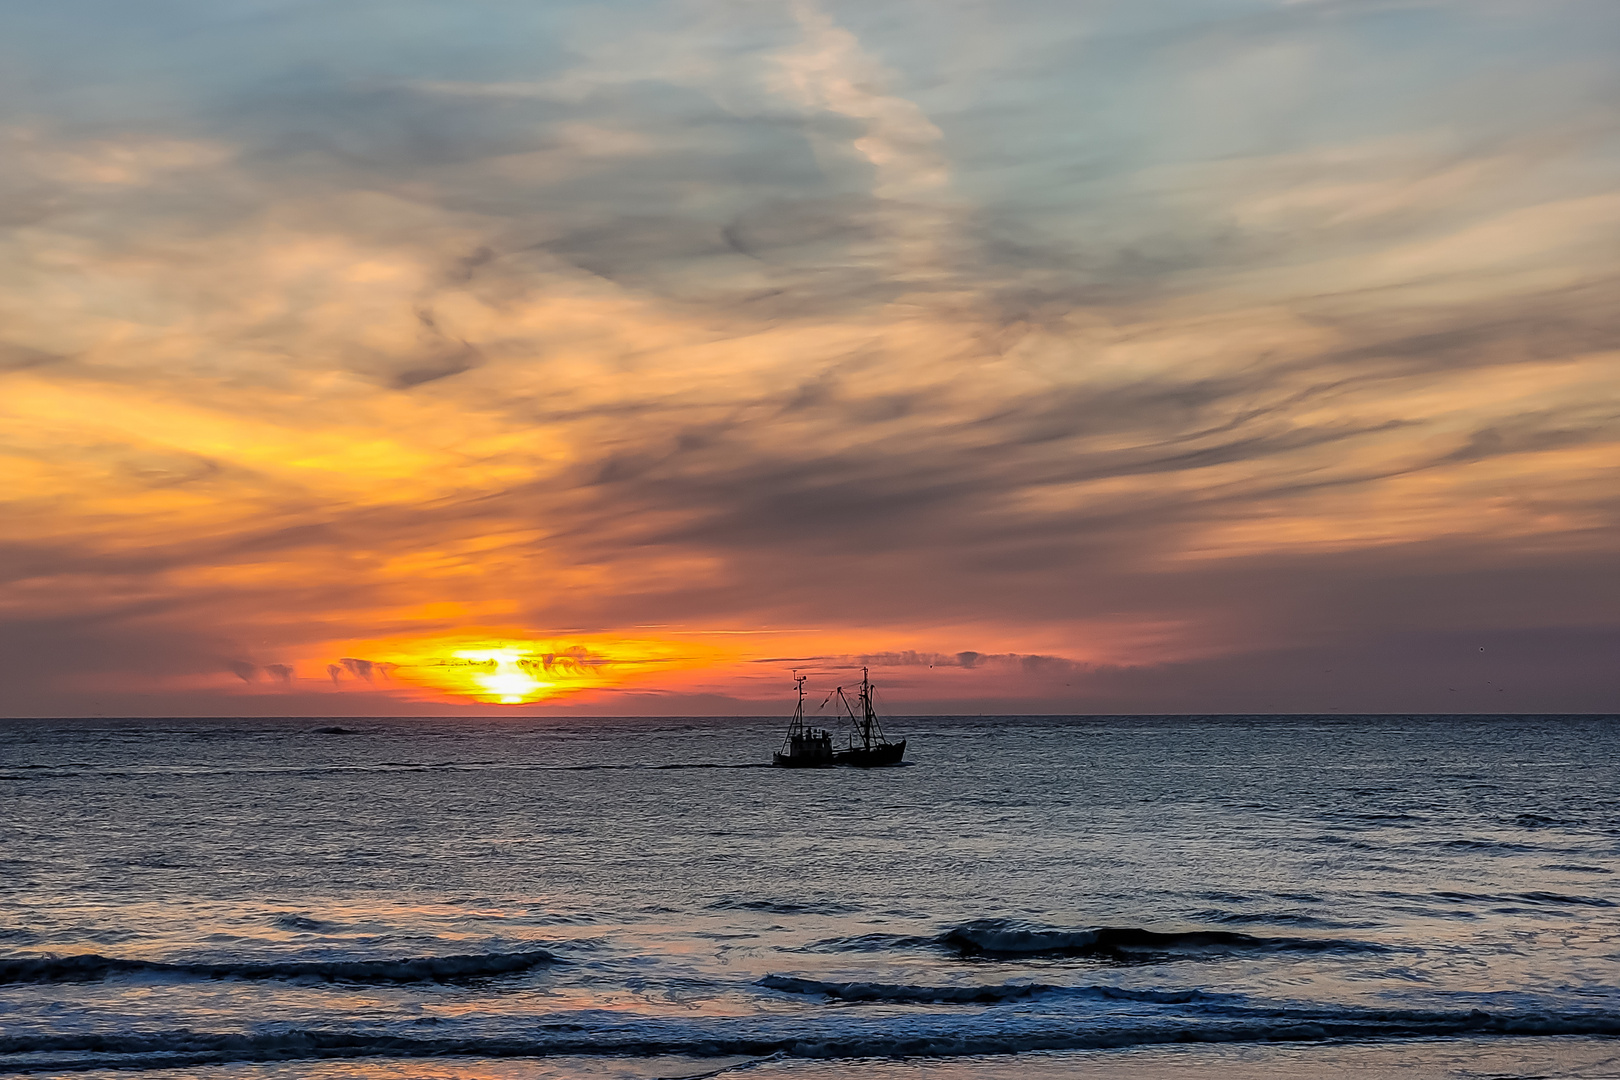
[780,671,807,757]
[791,671,808,737]
[859,667,875,749]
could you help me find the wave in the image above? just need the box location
[938,919,1385,960]
[1429,839,1541,852]
[1514,812,1582,828]
[7,1008,1620,1072]
[1516,891,1616,908]
[0,949,561,986]
[1430,890,1616,909]
[758,974,1207,1004]
[1205,912,1348,929]
[709,899,857,916]
[796,932,940,953]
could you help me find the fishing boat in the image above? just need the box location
[772,669,906,768]
[772,674,834,768]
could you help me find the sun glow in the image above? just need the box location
[454,649,552,704]
[305,631,734,706]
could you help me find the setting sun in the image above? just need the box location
[299,632,735,708]
[454,649,550,704]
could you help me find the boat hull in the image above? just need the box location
[771,751,835,768]
[771,740,906,768]
[831,740,906,768]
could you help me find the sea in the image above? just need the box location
[3,714,1619,1079]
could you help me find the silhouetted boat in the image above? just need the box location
[773,674,834,768]
[773,669,906,768]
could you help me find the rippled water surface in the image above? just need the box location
[3,714,1618,1078]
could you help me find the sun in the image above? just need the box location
[453,648,553,704]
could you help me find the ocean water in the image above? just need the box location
[2,714,1619,1079]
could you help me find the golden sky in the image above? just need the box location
[2,0,1617,715]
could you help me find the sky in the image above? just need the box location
[2,0,1617,716]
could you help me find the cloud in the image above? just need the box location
[844,650,1084,675]
[0,343,66,372]
[1,0,1617,714]
[774,1,947,197]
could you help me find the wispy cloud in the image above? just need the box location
[1,0,1617,713]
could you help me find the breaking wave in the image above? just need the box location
[938,919,1386,959]
[0,949,562,985]
[7,1008,1620,1072]
[758,974,1208,1004]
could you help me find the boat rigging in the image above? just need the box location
[772,668,906,768]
